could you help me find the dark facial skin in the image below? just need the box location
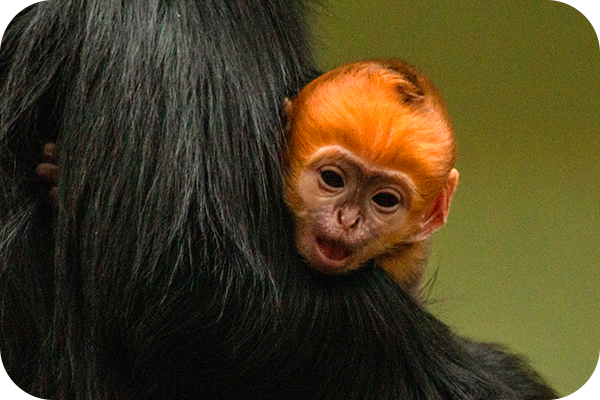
[293,145,419,274]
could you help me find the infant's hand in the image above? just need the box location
[36,143,58,208]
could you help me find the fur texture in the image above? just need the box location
[282,61,459,289]
[1,1,557,399]
[285,60,457,204]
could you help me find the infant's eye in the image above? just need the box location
[372,192,400,209]
[320,169,344,189]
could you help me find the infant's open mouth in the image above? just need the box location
[316,236,351,262]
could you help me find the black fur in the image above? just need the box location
[0,1,557,399]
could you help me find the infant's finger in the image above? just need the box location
[43,143,58,163]
[36,163,59,184]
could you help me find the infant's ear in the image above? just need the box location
[282,97,295,133]
[408,168,459,243]
[283,97,293,116]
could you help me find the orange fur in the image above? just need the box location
[284,59,458,292]
[286,60,456,210]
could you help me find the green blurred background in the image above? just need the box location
[0,0,596,397]
[311,0,599,396]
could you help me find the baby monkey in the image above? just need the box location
[283,59,459,293]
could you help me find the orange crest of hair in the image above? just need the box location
[285,59,456,203]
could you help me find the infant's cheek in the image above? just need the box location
[294,223,314,258]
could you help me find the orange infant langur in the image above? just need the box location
[283,59,459,294]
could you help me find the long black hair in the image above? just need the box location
[0,1,557,399]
